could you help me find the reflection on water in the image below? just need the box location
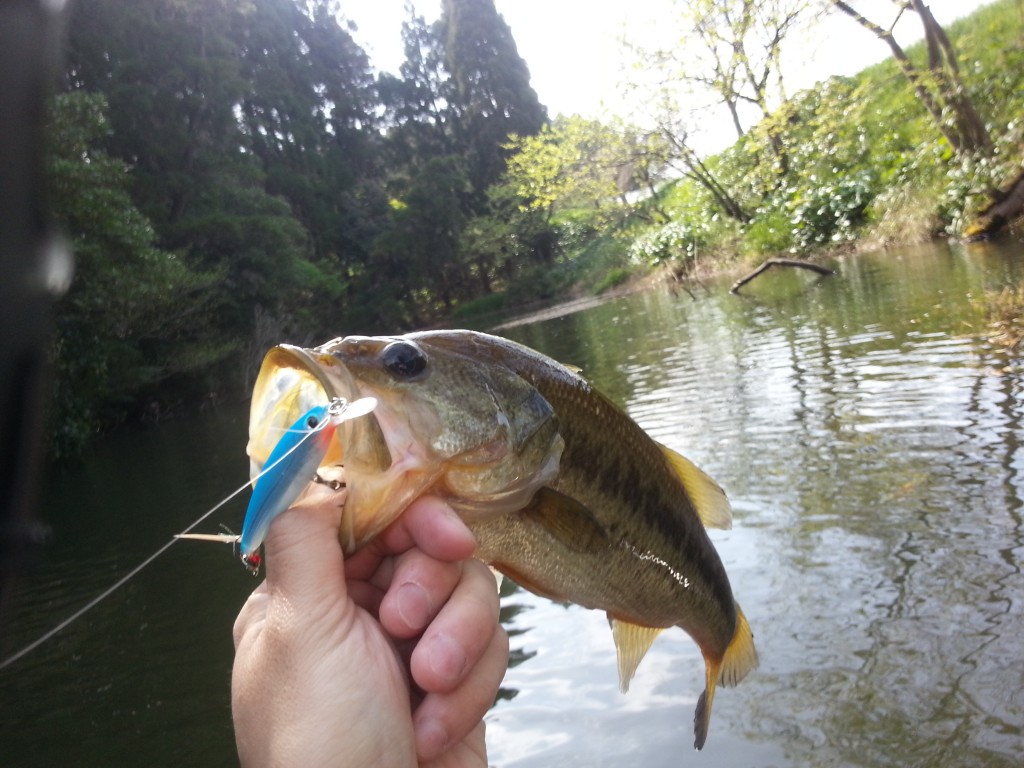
[2,240,1024,766]
[492,241,1024,767]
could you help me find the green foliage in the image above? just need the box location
[47,92,226,457]
[553,209,602,253]
[368,155,470,323]
[743,211,793,255]
[787,168,877,248]
[503,117,637,220]
[450,292,507,321]
[628,220,709,266]
[593,267,631,295]
[643,0,1024,259]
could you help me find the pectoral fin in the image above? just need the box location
[520,486,610,553]
[657,443,732,530]
[609,617,663,693]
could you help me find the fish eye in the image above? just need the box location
[381,340,427,380]
[306,415,320,429]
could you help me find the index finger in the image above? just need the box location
[369,496,477,563]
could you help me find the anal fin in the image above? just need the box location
[609,616,663,693]
[719,603,758,687]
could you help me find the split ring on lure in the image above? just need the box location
[238,396,376,573]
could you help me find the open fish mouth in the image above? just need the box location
[246,341,404,552]
[248,343,355,479]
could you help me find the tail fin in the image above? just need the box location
[693,603,758,750]
[720,604,758,687]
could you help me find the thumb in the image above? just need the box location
[261,488,347,610]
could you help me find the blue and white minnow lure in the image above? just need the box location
[176,395,376,574]
[237,396,377,573]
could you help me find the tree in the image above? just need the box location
[649,92,752,222]
[368,156,471,325]
[64,0,389,343]
[622,0,811,213]
[504,118,623,220]
[688,0,808,139]
[829,0,991,156]
[378,5,457,176]
[438,0,548,202]
[47,93,224,455]
[234,0,384,332]
[503,116,672,223]
[625,0,808,179]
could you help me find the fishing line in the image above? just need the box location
[0,416,331,672]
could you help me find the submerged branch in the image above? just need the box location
[729,258,834,294]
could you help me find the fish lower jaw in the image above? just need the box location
[338,457,439,553]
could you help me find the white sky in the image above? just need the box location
[342,1,995,125]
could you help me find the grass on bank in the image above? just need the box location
[984,285,1024,349]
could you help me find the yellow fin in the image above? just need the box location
[657,443,732,530]
[608,616,663,693]
[693,603,758,750]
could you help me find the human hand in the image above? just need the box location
[231,495,508,768]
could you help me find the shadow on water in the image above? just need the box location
[2,239,1024,766]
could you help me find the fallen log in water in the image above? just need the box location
[729,258,835,295]
[963,168,1024,241]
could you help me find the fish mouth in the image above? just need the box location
[249,344,346,475]
[246,342,398,551]
[248,341,392,473]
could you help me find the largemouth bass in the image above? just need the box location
[247,330,757,749]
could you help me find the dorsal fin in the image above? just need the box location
[608,616,663,692]
[657,443,732,530]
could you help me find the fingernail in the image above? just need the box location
[429,633,467,683]
[396,582,431,631]
[417,717,448,759]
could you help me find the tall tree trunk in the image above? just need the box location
[910,0,992,152]
[830,0,991,156]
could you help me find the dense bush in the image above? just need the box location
[628,220,710,266]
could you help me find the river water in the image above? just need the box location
[2,240,1023,766]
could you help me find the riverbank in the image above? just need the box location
[471,216,1022,339]
[479,0,1023,322]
